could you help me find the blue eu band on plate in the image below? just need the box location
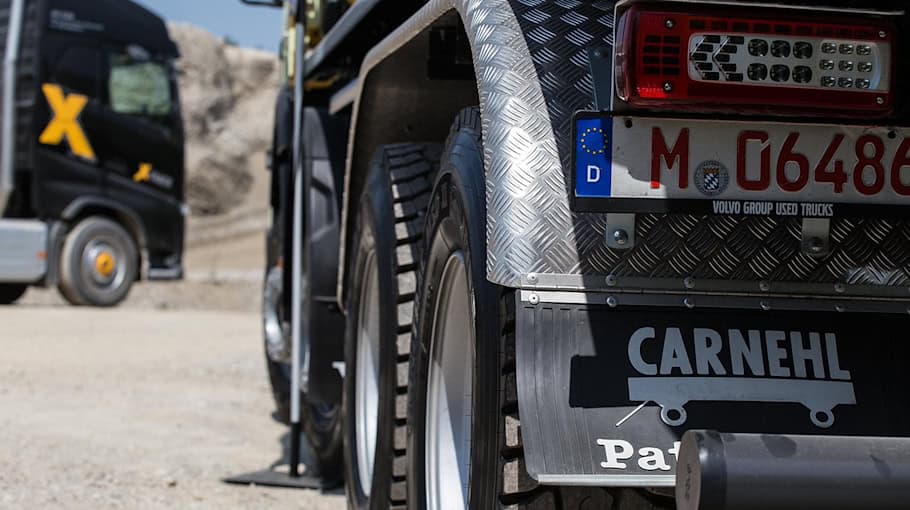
[575,117,613,198]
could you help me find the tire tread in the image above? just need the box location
[386,143,440,507]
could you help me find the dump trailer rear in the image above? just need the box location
[245,1,910,508]
[0,0,185,306]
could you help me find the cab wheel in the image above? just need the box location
[344,143,440,509]
[0,284,27,305]
[58,216,137,307]
[408,108,675,510]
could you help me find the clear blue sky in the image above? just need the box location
[135,0,283,51]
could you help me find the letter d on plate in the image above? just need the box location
[576,117,613,197]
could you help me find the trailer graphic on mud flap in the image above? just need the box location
[624,327,857,429]
[628,377,856,428]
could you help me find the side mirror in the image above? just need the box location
[239,0,283,7]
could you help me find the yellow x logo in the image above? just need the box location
[133,162,152,183]
[38,83,96,161]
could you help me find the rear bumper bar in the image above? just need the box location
[676,430,910,510]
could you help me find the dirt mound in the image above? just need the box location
[168,23,279,216]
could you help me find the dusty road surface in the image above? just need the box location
[0,306,345,510]
[1,209,345,509]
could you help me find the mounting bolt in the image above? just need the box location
[879,30,888,39]
[607,296,618,308]
[665,18,676,29]
[759,281,770,292]
[684,297,695,309]
[834,283,845,294]
[876,96,885,105]
[528,293,540,305]
[684,277,695,290]
[663,81,674,92]
[527,273,538,283]
[760,301,771,311]
[605,274,617,287]
[835,304,846,313]
[612,229,629,246]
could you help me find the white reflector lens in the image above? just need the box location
[688,33,891,93]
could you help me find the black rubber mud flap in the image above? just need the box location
[301,107,349,406]
[515,302,910,486]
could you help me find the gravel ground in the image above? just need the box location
[0,307,345,510]
[2,214,346,509]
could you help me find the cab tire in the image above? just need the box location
[0,284,27,305]
[407,108,675,510]
[58,216,137,307]
[344,143,440,509]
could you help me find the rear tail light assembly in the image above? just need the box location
[614,3,896,115]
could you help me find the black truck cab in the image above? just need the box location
[0,0,185,306]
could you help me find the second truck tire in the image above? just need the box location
[0,283,27,305]
[58,216,138,307]
[407,108,675,510]
[344,143,440,509]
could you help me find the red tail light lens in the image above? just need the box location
[615,5,895,115]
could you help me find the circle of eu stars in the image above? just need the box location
[580,127,607,155]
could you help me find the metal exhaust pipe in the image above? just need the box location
[676,430,910,510]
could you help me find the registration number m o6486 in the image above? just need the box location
[573,114,910,216]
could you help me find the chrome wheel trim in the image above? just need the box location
[263,266,290,363]
[355,250,381,497]
[426,252,473,510]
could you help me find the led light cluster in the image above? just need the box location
[620,6,896,114]
[688,33,890,92]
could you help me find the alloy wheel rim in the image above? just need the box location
[355,251,381,497]
[426,252,474,510]
[263,266,290,363]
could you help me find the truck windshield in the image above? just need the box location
[109,54,172,119]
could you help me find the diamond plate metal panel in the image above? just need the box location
[502,0,910,300]
[341,0,570,292]
[341,0,910,303]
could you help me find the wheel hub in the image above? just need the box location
[263,266,291,363]
[426,252,474,510]
[82,240,125,288]
[94,251,116,278]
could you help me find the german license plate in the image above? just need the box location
[573,112,910,217]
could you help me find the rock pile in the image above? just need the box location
[168,23,279,215]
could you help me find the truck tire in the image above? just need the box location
[344,143,440,509]
[407,108,674,510]
[263,250,344,483]
[58,216,138,307]
[0,284,27,305]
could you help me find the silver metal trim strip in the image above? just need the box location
[520,289,910,314]
[303,0,381,77]
[536,474,675,487]
[329,79,358,115]
[619,0,905,16]
[0,0,26,213]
